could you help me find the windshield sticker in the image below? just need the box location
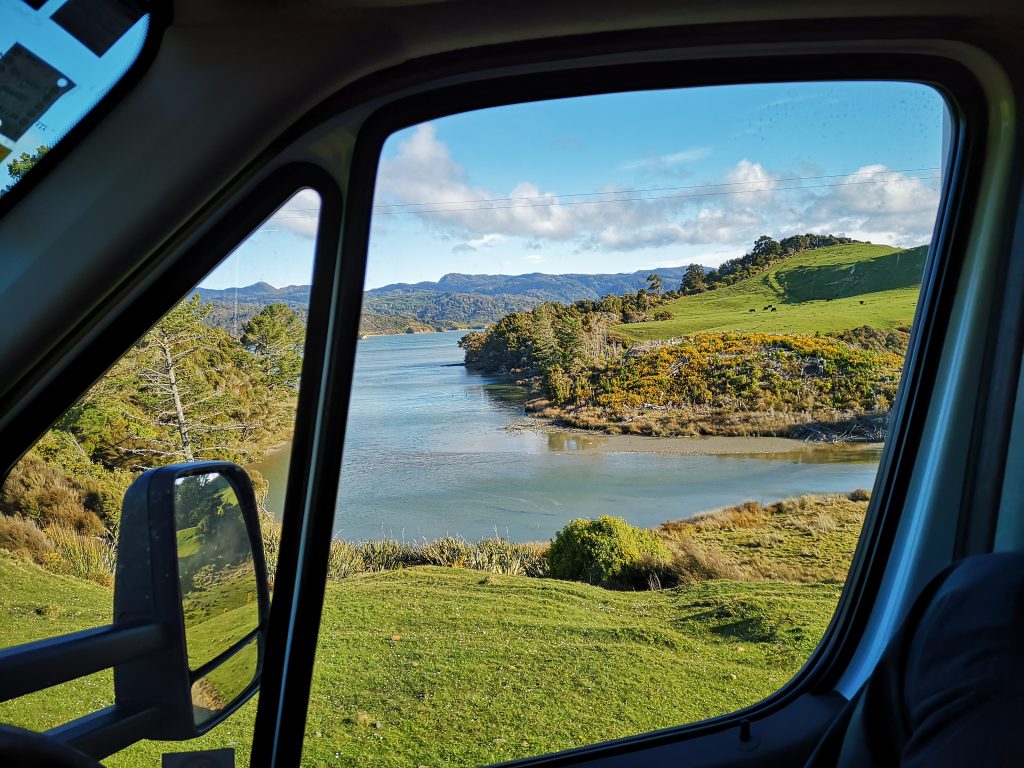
[52,0,147,57]
[0,43,74,146]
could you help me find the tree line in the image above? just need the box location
[1,298,305,540]
[679,233,855,294]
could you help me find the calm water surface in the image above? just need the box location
[252,331,882,542]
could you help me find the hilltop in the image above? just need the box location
[615,243,926,341]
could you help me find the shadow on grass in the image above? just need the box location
[778,245,927,303]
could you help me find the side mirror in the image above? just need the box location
[0,461,270,759]
[114,461,270,740]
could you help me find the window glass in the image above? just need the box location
[299,81,945,765]
[0,190,319,766]
[0,0,150,196]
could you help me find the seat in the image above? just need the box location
[806,552,1024,767]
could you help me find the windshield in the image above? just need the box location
[0,0,149,196]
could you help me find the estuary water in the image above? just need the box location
[251,331,883,542]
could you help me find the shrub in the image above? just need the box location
[357,539,419,572]
[1,453,106,535]
[663,535,743,585]
[849,488,871,502]
[547,516,670,589]
[421,536,472,568]
[0,514,53,564]
[327,539,364,579]
[44,524,116,586]
[469,537,548,577]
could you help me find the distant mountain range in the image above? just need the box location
[196,266,697,335]
[370,266,693,300]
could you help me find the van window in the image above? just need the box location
[299,81,947,766]
[0,189,319,766]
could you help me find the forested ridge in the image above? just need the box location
[197,264,703,337]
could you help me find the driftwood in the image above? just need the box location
[789,412,888,443]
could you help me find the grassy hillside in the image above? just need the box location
[0,491,861,767]
[616,243,927,341]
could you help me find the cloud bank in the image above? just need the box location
[375,124,942,261]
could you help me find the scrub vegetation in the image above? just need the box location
[0,298,305,582]
[463,237,924,440]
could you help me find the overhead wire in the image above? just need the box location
[265,167,941,219]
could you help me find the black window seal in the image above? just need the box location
[0,0,171,219]
[248,37,993,768]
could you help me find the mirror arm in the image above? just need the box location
[0,623,164,703]
[46,704,163,760]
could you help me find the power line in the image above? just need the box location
[375,166,940,210]
[267,170,940,219]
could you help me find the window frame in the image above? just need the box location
[250,35,997,768]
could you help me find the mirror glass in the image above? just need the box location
[191,637,259,726]
[174,471,260,671]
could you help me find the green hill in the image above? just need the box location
[616,243,927,342]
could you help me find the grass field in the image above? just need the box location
[0,494,863,767]
[616,243,927,341]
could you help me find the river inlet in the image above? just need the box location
[250,331,882,542]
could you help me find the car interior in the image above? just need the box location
[1,0,1023,766]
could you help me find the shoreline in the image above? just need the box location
[503,418,883,457]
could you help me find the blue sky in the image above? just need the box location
[212,80,945,290]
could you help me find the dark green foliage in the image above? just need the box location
[5,146,49,187]
[681,263,707,293]
[2,294,303,547]
[548,516,670,588]
[68,295,292,469]
[241,303,306,388]
[543,365,572,404]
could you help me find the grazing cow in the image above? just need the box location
[771,307,778,312]
[859,300,865,304]
[763,305,772,310]
[749,308,756,312]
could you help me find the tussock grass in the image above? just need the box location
[657,494,867,585]
[42,525,115,587]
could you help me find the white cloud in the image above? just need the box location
[374,126,941,262]
[523,253,544,263]
[620,147,711,172]
[267,188,320,238]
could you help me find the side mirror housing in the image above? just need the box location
[114,461,270,739]
[0,461,270,759]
